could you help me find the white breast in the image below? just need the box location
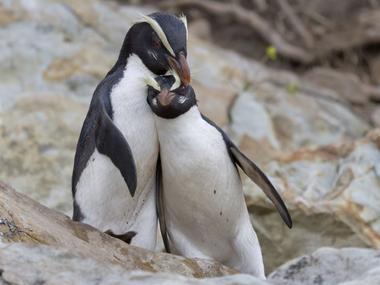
[75,55,158,249]
[155,107,265,277]
[156,107,246,254]
[111,54,159,189]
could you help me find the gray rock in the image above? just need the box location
[1,242,379,285]
[0,0,379,279]
[0,182,237,278]
[304,68,369,105]
[0,0,150,111]
[0,95,86,216]
[245,130,380,272]
[0,243,268,285]
[269,247,380,285]
[229,81,368,152]
[372,107,380,127]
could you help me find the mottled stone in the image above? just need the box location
[370,55,380,85]
[0,95,86,215]
[269,247,380,285]
[245,130,380,272]
[304,68,369,105]
[230,81,368,152]
[0,243,267,285]
[0,182,237,278]
[0,0,379,280]
[0,5,21,26]
[372,107,380,127]
[189,19,211,40]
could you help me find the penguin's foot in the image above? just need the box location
[104,230,137,244]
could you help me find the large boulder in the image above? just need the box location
[0,181,236,278]
[1,182,379,285]
[0,95,85,216]
[0,0,379,277]
[269,247,380,285]
[0,243,268,285]
[244,129,380,271]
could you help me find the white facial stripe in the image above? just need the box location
[140,14,175,57]
[145,76,160,91]
[145,70,180,92]
[179,13,188,41]
[167,69,181,91]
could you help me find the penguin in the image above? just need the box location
[71,12,190,250]
[147,76,292,278]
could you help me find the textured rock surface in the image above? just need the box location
[0,243,267,285]
[0,182,237,278]
[0,95,86,215]
[269,247,380,285]
[1,242,379,285]
[245,130,380,271]
[1,0,380,280]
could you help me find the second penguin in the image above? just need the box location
[147,76,292,278]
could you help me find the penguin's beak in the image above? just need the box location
[168,51,190,86]
[157,87,175,106]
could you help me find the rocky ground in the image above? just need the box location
[0,0,380,284]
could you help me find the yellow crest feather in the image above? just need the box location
[179,13,188,41]
[139,14,175,57]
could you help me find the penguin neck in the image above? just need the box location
[110,54,155,124]
[156,105,202,132]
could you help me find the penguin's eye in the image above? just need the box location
[152,32,161,49]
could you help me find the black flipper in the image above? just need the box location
[95,105,137,197]
[202,115,292,228]
[156,155,171,253]
[105,230,137,244]
[230,147,292,228]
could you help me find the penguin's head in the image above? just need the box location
[112,12,190,86]
[147,75,196,119]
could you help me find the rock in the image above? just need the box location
[189,19,211,40]
[0,183,378,285]
[269,247,380,285]
[0,0,379,279]
[0,0,151,111]
[372,107,380,128]
[370,54,380,85]
[304,68,369,105]
[0,243,268,285]
[229,80,368,152]
[188,42,369,148]
[1,243,379,285]
[244,129,380,272]
[0,95,86,216]
[0,4,22,26]
[0,181,237,278]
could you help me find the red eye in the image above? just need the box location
[152,33,161,49]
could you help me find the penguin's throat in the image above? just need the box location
[110,55,155,119]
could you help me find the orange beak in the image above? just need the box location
[168,51,190,86]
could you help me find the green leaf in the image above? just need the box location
[266,46,277,61]
[286,83,299,95]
